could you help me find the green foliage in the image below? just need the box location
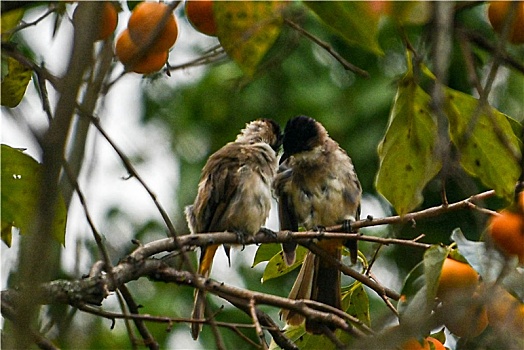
[453,229,524,301]
[305,1,383,55]
[258,245,308,283]
[271,281,370,350]
[1,7,24,39]
[1,56,32,107]
[343,282,370,327]
[3,1,524,348]
[252,243,281,267]
[445,89,521,200]
[377,54,521,215]
[1,8,32,108]
[376,56,441,215]
[398,245,448,323]
[1,145,67,247]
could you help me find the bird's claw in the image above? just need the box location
[313,225,326,233]
[260,227,277,239]
[342,219,354,233]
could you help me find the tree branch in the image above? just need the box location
[284,18,369,78]
[12,3,102,348]
[1,189,497,347]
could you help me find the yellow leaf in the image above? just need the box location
[1,8,25,41]
[1,56,32,108]
[1,222,13,247]
[214,1,286,76]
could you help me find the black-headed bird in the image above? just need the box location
[274,115,362,334]
[185,118,282,340]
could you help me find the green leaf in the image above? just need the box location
[342,282,370,327]
[214,1,286,76]
[269,324,314,350]
[252,243,281,267]
[305,1,383,55]
[389,1,431,25]
[126,1,142,12]
[1,8,25,40]
[444,88,521,201]
[274,323,343,350]
[269,275,368,350]
[398,259,424,319]
[451,228,508,284]
[423,245,448,305]
[1,145,67,246]
[429,328,447,345]
[399,245,448,322]
[1,56,32,107]
[1,222,13,247]
[450,228,485,269]
[261,245,308,282]
[506,113,523,138]
[375,65,441,215]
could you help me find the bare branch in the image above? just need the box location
[12,3,103,348]
[0,188,498,347]
[2,3,57,37]
[249,298,268,350]
[285,18,369,78]
[83,113,180,239]
[118,286,160,350]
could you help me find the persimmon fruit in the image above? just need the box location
[73,1,118,41]
[98,2,118,41]
[487,1,524,44]
[486,284,524,335]
[401,337,445,350]
[437,257,479,301]
[115,29,167,74]
[185,0,217,36]
[365,1,392,18]
[128,2,178,53]
[443,295,488,338]
[488,210,524,263]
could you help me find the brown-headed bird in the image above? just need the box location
[185,118,282,340]
[274,115,362,334]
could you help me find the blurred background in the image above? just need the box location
[1,1,523,349]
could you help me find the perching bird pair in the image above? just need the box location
[185,116,362,339]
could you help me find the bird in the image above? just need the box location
[185,118,282,340]
[273,115,362,334]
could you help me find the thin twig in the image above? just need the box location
[303,241,399,301]
[343,190,496,232]
[84,113,179,238]
[2,3,57,37]
[458,27,524,74]
[118,285,160,350]
[115,289,139,350]
[322,327,346,350]
[457,30,484,94]
[249,298,267,350]
[458,3,521,164]
[167,46,227,71]
[285,18,369,78]
[12,4,102,347]
[65,133,155,349]
[368,271,399,317]
[1,43,61,88]
[62,162,113,269]
[104,1,182,90]
[0,300,59,350]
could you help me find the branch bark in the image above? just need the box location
[1,189,497,348]
[12,3,102,348]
